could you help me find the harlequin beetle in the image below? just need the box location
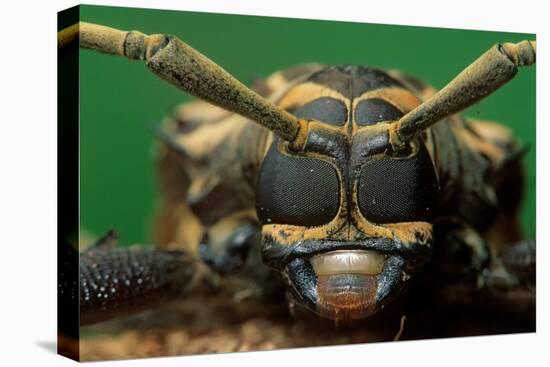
[58,22,535,329]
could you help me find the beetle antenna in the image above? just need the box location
[58,22,309,149]
[389,40,536,150]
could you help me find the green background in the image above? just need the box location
[79,5,536,246]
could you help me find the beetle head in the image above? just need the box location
[255,73,440,321]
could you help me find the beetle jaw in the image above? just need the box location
[261,228,433,322]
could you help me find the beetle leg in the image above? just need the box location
[199,221,259,275]
[435,221,535,288]
[482,239,535,289]
[198,211,283,301]
[433,220,491,283]
[437,241,535,321]
[78,235,200,325]
[198,210,265,274]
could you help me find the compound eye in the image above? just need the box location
[357,142,439,223]
[256,140,340,226]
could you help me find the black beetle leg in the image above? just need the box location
[197,212,282,301]
[198,212,260,275]
[79,233,198,325]
[433,220,491,284]
[481,239,535,289]
[436,236,535,316]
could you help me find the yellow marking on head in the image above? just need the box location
[263,218,432,248]
[386,69,438,101]
[353,87,422,116]
[277,82,350,111]
[381,222,433,245]
[262,217,347,246]
[350,220,432,246]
